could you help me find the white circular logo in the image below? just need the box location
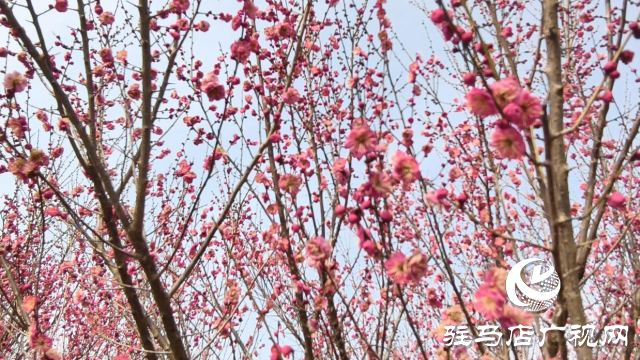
[506,258,560,312]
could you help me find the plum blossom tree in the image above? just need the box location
[0,0,638,359]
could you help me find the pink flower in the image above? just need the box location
[28,326,52,352]
[197,21,210,32]
[608,192,626,209]
[223,280,241,307]
[73,289,86,304]
[461,31,473,45]
[243,0,259,19]
[500,305,533,329]
[54,0,68,12]
[600,91,614,103]
[280,345,293,356]
[150,18,160,31]
[278,174,302,196]
[361,240,378,257]
[385,250,427,285]
[58,117,70,132]
[116,49,128,62]
[385,251,409,284]
[346,76,359,89]
[22,296,37,313]
[516,91,542,128]
[128,84,141,100]
[331,158,350,185]
[427,288,443,308]
[72,186,84,197]
[270,345,293,360]
[51,147,64,158]
[99,12,115,25]
[463,72,476,87]
[425,188,451,210]
[183,171,197,184]
[9,159,29,180]
[282,88,300,104]
[45,349,62,360]
[502,103,524,124]
[99,48,114,63]
[620,50,634,64]
[392,151,421,186]
[29,149,49,167]
[230,39,257,63]
[345,125,377,160]
[7,116,28,138]
[430,9,446,24]
[278,23,296,38]
[490,126,526,160]
[443,305,465,323]
[603,61,617,74]
[631,22,640,38]
[366,171,392,199]
[4,71,28,93]
[380,210,393,222]
[305,236,332,268]
[489,76,522,109]
[170,0,190,13]
[45,206,63,217]
[175,161,197,184]
[483,267,508,296]
[200,72,225,101]
[474,284,505,320]
[464,88,498,117]
[406,250,428,282]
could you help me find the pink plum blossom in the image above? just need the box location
[474,284,505,320]
[392,151,421,186]
[489,76,522,109]
[4,71,28,93]
[54,0,68,12]
[282,88,300,104]
[279,174,302,196]
[465,88,498,117]
[516,91,543,128]
[608,192,626,209]
[200,72,225,101]
[345,125,377,160]
[305,236,332,268]
[490,125,526,160]
[99,12,115,25]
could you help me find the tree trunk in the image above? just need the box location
[541,0,592,358]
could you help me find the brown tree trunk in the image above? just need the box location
[541,0,592,358]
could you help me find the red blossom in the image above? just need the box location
[54,0,68,12]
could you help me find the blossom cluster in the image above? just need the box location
[465,77,542,160]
